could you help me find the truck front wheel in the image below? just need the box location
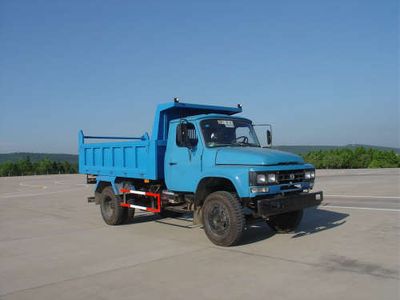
[202,191,245,247]
[100,186,128,225]
[266,209,303,233]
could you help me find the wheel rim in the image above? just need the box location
[207,203,230,236]
[103,196,115,219]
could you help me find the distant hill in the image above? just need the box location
[0,153,78,164]
[0,145,398,164]
[274,144,400,155]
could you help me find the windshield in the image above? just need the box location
[200,118,261,148]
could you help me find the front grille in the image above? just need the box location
[277,170,305,184]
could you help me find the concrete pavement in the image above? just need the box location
[0,169,399,300]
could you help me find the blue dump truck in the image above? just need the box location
[79,100,323,246]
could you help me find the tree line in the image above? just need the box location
[302,147,400,169]
[0,157,78,177]
[0,147,398,176]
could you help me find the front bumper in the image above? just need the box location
[256,191,323,218]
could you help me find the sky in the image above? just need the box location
[0,0,399,154]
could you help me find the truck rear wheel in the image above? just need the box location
[266,209,303,233]
[100,186,127,225]
[124,206,135,224]
[202,191,245,247]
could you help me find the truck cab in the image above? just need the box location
[79,100,322,246]
[165,113,315,197]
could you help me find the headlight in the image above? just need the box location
[256,174,266,184]
[267,173,277,183]
[250,172,277,186]
[305,170,315,180]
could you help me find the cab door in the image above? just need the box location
[164,122,202,192]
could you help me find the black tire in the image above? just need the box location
[202,191,245,247]
[266,209,303,233]
[123,206,135,224]
[100,186,127,225]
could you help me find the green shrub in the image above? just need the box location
[0,157,78,177]
[303,147,400,169]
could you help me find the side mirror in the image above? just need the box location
[253,123,272,148]
[266,129,272,147]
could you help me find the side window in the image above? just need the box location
[176,123,198,147]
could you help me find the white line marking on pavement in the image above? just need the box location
[0,187,87,199]
[323,205,400,212]
[325,194,400,199]
[55,181,88,187]
[19,182,47,189]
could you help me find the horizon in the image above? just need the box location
[1,143,399,156]
[1,0,399,152]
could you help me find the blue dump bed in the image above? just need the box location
[78,101,242,180]
[78,132,160,180]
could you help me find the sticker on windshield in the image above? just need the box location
[218,120,234,128]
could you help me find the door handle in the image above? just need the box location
[169,162,177,166]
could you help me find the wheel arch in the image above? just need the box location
[95,181,111,193]
[94,176,119,204]
[194,176,238,208]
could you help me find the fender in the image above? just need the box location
[95,176,120,194]
[196,167,250,198]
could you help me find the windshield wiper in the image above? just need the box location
[208,143,261,148]
[207,143,233,148]
[231,142,260,147]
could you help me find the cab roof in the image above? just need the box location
[156,101,242,116]
[170,113,251,123]
[152,101,243,140]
